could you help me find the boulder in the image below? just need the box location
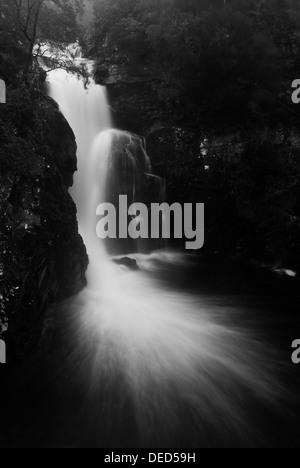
[113,257,139,271]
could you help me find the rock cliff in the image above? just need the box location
[0,91,88,362]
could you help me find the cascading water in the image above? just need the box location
[45,67,290,447]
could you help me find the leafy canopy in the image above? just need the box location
[0,0,84,84]
[92,0,300,125]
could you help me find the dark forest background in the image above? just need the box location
[90,0,300,268]
[1,0,300,357]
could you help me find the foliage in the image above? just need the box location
[90,0,300,265]
[0,0,84,84]
[92,0,300,127]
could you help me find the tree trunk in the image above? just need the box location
[22,41,35,83]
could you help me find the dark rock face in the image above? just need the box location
[100,130,165,255]
[146,125,201,179]
[93,59,202,179]
[93,56,300,267]
[0,95,88,362]
[94,60,170,136]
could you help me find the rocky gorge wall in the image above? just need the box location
[0,90,88,363]
[93,58,202,186]
[93,56,300,269]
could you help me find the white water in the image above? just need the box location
[47,69,286,447]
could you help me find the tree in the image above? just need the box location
[91,0,300,126]
[0,0,85,84]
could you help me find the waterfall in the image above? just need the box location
[48,68,164,286]
[47,68,111,223]
[46,68,286,448]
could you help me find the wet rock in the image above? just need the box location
[146,125,201,178]
[113,257,139,271]
[94,60,166,135]
[0,96,88,362]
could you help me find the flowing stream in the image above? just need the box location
[25,67,299,448]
